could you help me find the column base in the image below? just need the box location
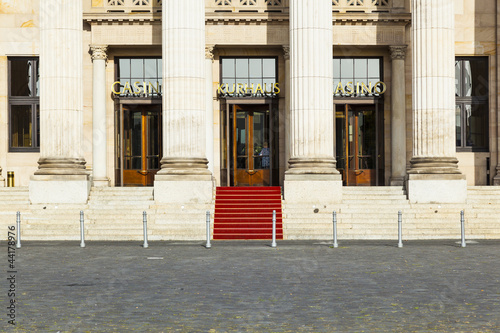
[284,174,343,203]
[493,166,500,186]
[390,177,405,186]
[92,178,110,187]
[406,174,467,203]
[154,174,213,204]
[29,175,91,204]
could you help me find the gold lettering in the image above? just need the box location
[143,82,150,95]
[264,83,274,94]
[244,84,254,94]
[334,82,345,95]
[255,84,264,94]
[273,83,280,94]
[111,81,121,95]
[133,81,142,95]
[227,83,236,94]
[123,81,133,94]
[356,82,361,95]
[361,82,372,95]
[150,82,160,94]
[237,83,245,94]
[217,83,225,95]
[345,82,354,95]
[374,81,387,94]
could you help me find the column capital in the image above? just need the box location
[205,45,215,60]
[90,44,108,61]
[282,45,290,60]
[389,45,407,60]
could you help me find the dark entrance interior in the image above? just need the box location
[221,102,278,186]
[335,103,384,186]
[116,103,162,186]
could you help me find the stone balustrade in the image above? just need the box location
[85,0,394,14]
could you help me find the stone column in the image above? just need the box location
[284,0,342,203]
[30,0,90,204]
[283,45,290,174]
[407,0,466,203]
[206,45,215,174]
[154,0,212,203]
[90,45,109,187]
[389,45,407,186]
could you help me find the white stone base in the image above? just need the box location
[92,178,110,187]
[407,174,467,203]
[154,175,213,204]
[29,175,91,204]
[284,174,343,203]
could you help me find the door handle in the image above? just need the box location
[137,170,149,176]
[246,169,258,175]
[354,170,364,175]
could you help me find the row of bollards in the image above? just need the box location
[12,209,468,249]
[332,210,468,248]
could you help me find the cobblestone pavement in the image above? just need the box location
[1,240,500,332]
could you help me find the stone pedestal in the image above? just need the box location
[154,175,213,204]
[407,174,467,204]
[155,0,212,203]
[284,174,342,203]
[407,0,465,203]
[90,45,110,187]
[30,0,89,204]
[30,175,91,204]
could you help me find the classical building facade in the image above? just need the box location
[0,0,499,240]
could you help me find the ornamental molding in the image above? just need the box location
[282,45,289,60]
[389,45,407,59]
[205,45,215,60]
[90,45,108,61]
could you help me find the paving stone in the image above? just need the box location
[2,240,500,332]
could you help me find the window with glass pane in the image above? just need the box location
[116,57,162,97]
[220,57,277,97]
[333,57,382,97]
[455,57,488,151]
[9,58,39,151]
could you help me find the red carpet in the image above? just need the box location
[214,187,283,240]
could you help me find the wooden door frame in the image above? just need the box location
[117,99,161,187]
[225,99,274,186]
[334,99,382,186]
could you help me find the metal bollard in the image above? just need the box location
[460,210,466,248]
[16,211,21,248]
[398,210,403,248]
[206,211,211,249]
[333,211,338,248]
[80,211,85,248]
[143,211,149,248]
[271,210,277,248]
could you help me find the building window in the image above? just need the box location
[219,57,278,97]
[9,58,40,151]
[114,57,162,98]
[455,57,489,151]
[333,57,384,97]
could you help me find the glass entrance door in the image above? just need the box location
[336,104,382,186]
[231,105,271,186]
[120,105,161,186]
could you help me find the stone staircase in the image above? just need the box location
[1,185,500,241]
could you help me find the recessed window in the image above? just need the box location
[333,57,384,97]
[115,57,162,98]
[220,57,278,97]
[9,58,39,151]
[455,57,489,151]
